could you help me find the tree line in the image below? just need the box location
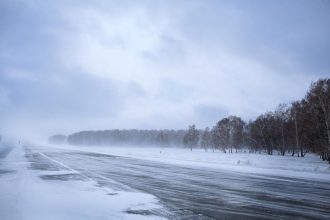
[183,79,330,163]
[55,129,186,147]
[49,78,330,163]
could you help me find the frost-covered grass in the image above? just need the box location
[49,144,330,181]
[0,145,166,220]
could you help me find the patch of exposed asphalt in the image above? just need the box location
[39,173,86,181]
[125,209,154,216]
[0,169,15,175]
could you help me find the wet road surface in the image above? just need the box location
[25,147,330,220]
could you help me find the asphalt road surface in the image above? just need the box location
[24,146,330,220]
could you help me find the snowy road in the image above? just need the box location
[26,146,330,220]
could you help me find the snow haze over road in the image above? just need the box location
[0,144,167,220]
[2,144,329,220]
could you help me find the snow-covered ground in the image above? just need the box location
[0,144,166,220]
[2,143,330,220]
[48,144,330,181]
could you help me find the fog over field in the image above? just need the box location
[1,0,330,219]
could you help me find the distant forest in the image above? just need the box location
[61,130,186,147]
[49,78,330,163]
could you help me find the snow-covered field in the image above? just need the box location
[0,145,166,220]
[48,144,330,181]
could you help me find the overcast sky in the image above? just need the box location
[0,0,329,140]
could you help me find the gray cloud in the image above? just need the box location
[194,104,229,128]
[0,0,329,140]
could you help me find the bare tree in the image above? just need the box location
[201,127,211,152]
[183,125,199,151]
